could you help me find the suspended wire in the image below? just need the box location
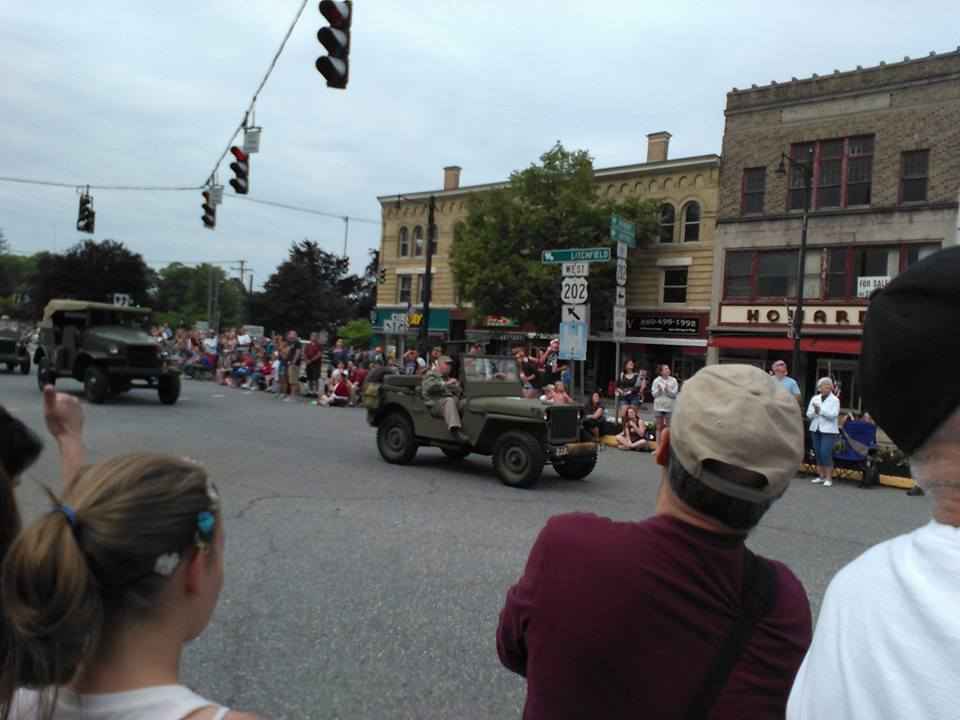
[226,194,379,224]
[203,0,310,186]
[0,176,201,191]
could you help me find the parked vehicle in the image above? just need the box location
[35,300,181,405]
[366,355,598,488]
[0,317,31,374]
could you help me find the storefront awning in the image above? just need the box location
[710,336,862,355]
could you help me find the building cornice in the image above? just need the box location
[717,201,959,225]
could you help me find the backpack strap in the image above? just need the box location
[684,547,778,720]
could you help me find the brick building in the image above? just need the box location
[375,133,719,386]
[709,49,960,410]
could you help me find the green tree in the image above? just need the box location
[259,240,354,335]
[450,143,658,330]
[26,240,154,319]
[338,318,373,348]
[153,263,245,329]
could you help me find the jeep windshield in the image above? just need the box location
[463,357,520,383]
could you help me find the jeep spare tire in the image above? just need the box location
[84,366,109,404]
[554,455,597,480]
[493,431,545,489]
[158,375,181,405]
[377,412,418,465]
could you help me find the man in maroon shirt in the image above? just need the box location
[497,364,812,720]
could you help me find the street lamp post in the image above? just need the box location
[775,148,814,382]
[394,194,437,358]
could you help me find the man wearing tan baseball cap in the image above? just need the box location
[497,364,812,719]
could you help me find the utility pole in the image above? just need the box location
[418,195,436,355]
[342,216,350,258]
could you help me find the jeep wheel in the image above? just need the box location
[84,366,109,404]
[158,375,181,405]
[19,356,30,375]
[554,456,597,480]
[377,412,418,465]
[441,447,470,461]
[37,357,55,390]
[493,431,545,489]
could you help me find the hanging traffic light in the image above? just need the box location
[317,0,352,89]
[202,190,217,229]
[229,146,249,195]
[77,193,95,234]
[378,268,387,284]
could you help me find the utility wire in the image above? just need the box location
[0,176,201,191]
[226,194,379,224]
[203,0,310,186]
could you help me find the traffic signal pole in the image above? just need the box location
[418,195,436,356]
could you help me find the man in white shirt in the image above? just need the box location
[788,246,960,720]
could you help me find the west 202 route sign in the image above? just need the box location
[541,248,611,264]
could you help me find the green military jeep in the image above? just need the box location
[0,318,31,374]
[366,355,598,488]
[34,300,181,405]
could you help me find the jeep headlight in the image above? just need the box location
[543,410,549,423]
[108,344,120,355]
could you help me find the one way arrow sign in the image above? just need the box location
[562,304,587,323]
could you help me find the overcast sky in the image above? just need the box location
[1,1,956,288]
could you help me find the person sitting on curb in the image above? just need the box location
[787,246,960,720]
[421,355,468,444]
[497,364,812,719]
[615,405,648,451]
[551,382,574,405]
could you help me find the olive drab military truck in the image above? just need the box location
[34,300,181,405]
[365,355,598,488]
[0,317,31,374]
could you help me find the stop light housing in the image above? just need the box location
[378,268,387,284]
[77,193,95,234]
[317,0,352,89]
[229,146,250,195]
[202,191,217,229]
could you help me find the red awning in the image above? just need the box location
[711,336,862,355]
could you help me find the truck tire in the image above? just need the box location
[158,375,181,405]
[19,356,30,375]
[441,447,470,461]
[37,357,55,390]
[493,431,545,489]
[554,455,597,480]
[377,412,418,465]
[84,366,110,404]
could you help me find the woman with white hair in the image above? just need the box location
[806,377,840,487]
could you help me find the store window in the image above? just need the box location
[662,268,688,304]
[398,227,409,257]
[900,150,930,203]
[904,243,939,268]
[658,204,675,244]
[723,251,753,299]
[397,275,412,304]
[788,136,874,210]
[756,251,797,298]
[682,202,701,242]
[741,168,766,214]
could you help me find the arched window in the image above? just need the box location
[398,226,409,257]
[682,202,701,242]
[413,225,424,256]
[658,204,675,244]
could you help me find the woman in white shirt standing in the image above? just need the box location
[806,377,841,487]
[2,454,258,720]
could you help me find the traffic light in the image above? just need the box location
[378,268,387,284]
[229,146,249,195]
[77,193,95,233]
[202,191,216,229]
[317,0,352,89]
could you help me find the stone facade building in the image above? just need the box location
[710,49,960,409]
[376,133,719,386]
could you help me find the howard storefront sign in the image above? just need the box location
[719,305,866,327]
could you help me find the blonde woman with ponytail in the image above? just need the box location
[2,454,259,720]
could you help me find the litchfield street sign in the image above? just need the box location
[541,247,611,264]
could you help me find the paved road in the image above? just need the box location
[4,373,930,719]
